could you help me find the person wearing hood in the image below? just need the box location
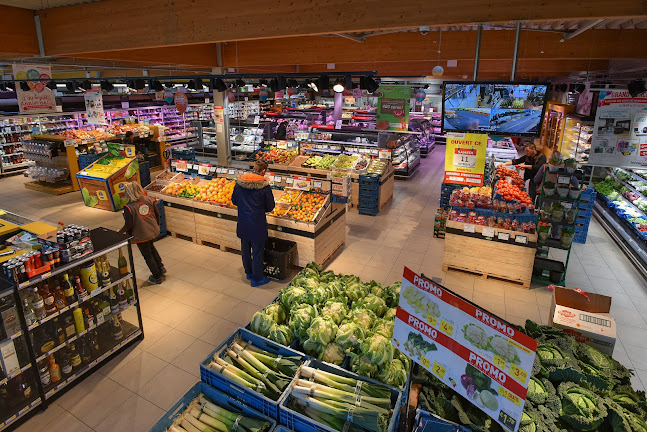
[231,160,275,287]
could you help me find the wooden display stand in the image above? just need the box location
[147,191,346,268]
[443,220,537,288]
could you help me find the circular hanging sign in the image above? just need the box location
[259,90,268,102]
[163,89,174,104]
[287,87,295,97]
[227,92,235,103]
[415,90,426,103]
[174,92,188,114]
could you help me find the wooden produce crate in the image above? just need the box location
[443,220,537,289]
[76,156,140,212]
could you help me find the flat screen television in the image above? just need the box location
[442,82,549,137]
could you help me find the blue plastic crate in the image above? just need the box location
[200,328,307,419]
[359,187,380,199]
[78,152,107,170]
[358,207,379,216]
[273,427,293,432]
[279,359,402,432]
[574,231,589,244]
[413,408,472,432]
[171,147,196,161]
[139,160,151,187]
[150,381,277,432]
[331,195,349,203]
[359,173,380,184]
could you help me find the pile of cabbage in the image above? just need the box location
[250,262,410,388]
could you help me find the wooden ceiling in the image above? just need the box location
[0,0,646,80]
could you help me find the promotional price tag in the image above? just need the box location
[286,177,294,184]
[432,362,447,379]
[276,141,288,149]
[378,149,391,159]
[228,169,236,176]
[64,139,77,147]
[463,224,476,233]
[254,115,260,124]
[493,355,506,370]
[558,176,571,185]
[482,227,495,237]
[313,180,323,189]
[497,232,510,241]
[176,160,188,172]
[439,320,454,336]
[426,314,437,327]
[515,235,528,244]
[198,164,210,176]
[509,364,528,384]
[274,176,282,183]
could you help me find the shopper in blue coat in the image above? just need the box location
[231,160,275,287]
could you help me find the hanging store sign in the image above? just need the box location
[84,90,106,125]
[393,267,537,432]
[377,85,411,131]
[353,87,363,98]
[275,91,284,100]
[444,133,487,186]
[163,89,174,104]
[12,64,57,114]
[588,90,647,168]
[174,91,189,114]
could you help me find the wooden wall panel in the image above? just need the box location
[0,6,39,56]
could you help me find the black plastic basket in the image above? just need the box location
[264,237,297,280]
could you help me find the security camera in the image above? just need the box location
[419,26,430,35]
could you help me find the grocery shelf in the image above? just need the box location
[0,363,33,387]
[0,397,42,431]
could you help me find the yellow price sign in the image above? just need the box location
[439,320,454,336]
[509,364,528,384]
[498,385,521,407]
[432,362,446,379]
[420,356,431,368]
[426,315,437,327]
[493,355,506,370]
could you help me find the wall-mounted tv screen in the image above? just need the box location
[442,82,549,137]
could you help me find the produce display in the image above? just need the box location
[164,393,271,432]
[303,155,337,169]
[414,319,647,432]
[595,173,647,239]
[286,365,396,432]
[107,123,151,136]
[286,192,327,222]
[448,210,536,233]
[332,154,358,170]
[195,178,236,206]
[205,339,302,401]
[367,160,387,175]
[353,155,370,171]
[250,262,410,388]
[449,187,494,210]
[276,189,301,204]
[164,181,201,198]
[59,129,114,141]
[496,165,525,188]
[255,147,297,164]
[495,180,532,206]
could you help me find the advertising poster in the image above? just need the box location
[84,90,106,125]
[589,90,647,168]
[444,133,487,185]
[377,85,411,130]
[174,91,189,114]
[12,64,57,114]
[393,268,537,432]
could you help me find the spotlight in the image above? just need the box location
[259,79,268,87]
[235,78,245,87]
[344,75,352,91]
[213,78,227,92]
[270,79,278,92]
[287,78,298,87]
[150,80,164,91]
[628,80,646,98]
[317,75,329,92]
[81,80,92,91]
[307,79,318,93]
[277,76,285,90]
[164,81,174,88]
[333,78,345,93]
[364,75,379,93]
[46,80,57,91]
[66,81,76,92]
[20,81,30,91]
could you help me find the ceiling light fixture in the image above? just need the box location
[213,78,227,92]
[46,81,57,91]
[333,78,345,93]
[150,80,164,91]
[20,81,30,91]
[235,78,245,87]
[307,79,318,93]
[628,80,646,98]
[364,76,379,93]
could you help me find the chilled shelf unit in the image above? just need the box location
[560,114,593,165]
[0,228,143,429]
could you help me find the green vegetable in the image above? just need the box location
[263,302,287,324]
[480,390,498,411]
[288,304,317,339]
[125,159,139,179]
[347,351,379,379]
[360,334,393,366]
[558,382,607,431]
[250,312,274,337]
[354,294,387,318]
[318,343,345,365]
[403,332,436,359]
[377,359,407,388]
[372,319,393,338]
[307,316,338,345]
[267,324,293,346]
[321,300,347,325]
[346,308,376,329]
[335,322,365,351]
[465,364,492,392]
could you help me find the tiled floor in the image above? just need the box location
[3,146,646,431]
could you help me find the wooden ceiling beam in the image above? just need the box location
[37,0,647,55]
[0,5,40,56]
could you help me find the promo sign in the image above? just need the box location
[174,91,189,114]
[84,90,106,125]
[393,268,537,432]
[12,64,57,113]
[377,85,411,131]
[588,90,647,168]
[444,133,487,186]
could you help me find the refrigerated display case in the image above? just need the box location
[540,102,574,154]
[391,133,421,179]
[486,137,518,163]
[560,114,593,164]
[0,225,143,430]
[229,121,269,156]
[408,118,434,157]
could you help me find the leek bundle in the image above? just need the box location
[166,393,271,432]
[206,339,301,401]
[289,366,393,432]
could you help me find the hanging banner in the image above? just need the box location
[83,90,106,125]
[163,89,174,104]
[174,91,189,114]
[393,268,537,432]
[588,90,647,168]
[444,133,487,185]
[12,64,57,113]
[377,85,410,130]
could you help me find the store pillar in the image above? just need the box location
[212,90,231,166]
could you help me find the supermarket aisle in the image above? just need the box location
[0,147,642,431]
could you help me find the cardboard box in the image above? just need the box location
[549,286,616,355]
[0,340,20,376]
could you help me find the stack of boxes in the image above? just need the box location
[357,173,380,216]
[574,189,596,244]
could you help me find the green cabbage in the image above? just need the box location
[348,351,378,378]
[324,280,344,298]
[335,322,365,350]
[344,280,369,302]
[302,337,324,357]
[378,359,407,388]
[263,302,287,324]
[354,294,387,317]
[360,334,393,366]
[558,382,607,431]
[250,311,274,337]
[384,281,401,308]
[321,299,348,325]
[288,304,317,339]
[384,308,397,321]
[346,308,376,329]
[267,324,293,346]
[307,316,338,345]
[281,285,307,309]
[372,319,394,338]
[319,343,345,365]
[303,284,327,305]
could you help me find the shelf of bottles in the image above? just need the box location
[0,228,142,427]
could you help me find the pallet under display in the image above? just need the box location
[443,220,537,288]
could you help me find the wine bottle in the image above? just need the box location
[16,373,32,400]
[41,283,57,316]
[89,330,100,359]
[53,318,65,344]
[38,359,51,387]
[116,283,127,310]
[84,308,94,328]
[49,354,61,384]
[75,276,88,301]
[112,317,123,341]
[60,350,72,377]
[68,343,81,371]
[31,288,46,320]
[98,256,111,287]
[62,273,76,305]
[91,300,104,325]
[118,248,128,275]
[22,298,36,327]
[98,296,111,319]
[124,279,134,304]
[39,326,56,354]
[80,340,91,364]
[109,286,119,314]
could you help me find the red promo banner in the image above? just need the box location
[444,171,485,184]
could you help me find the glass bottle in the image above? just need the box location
[31,287,46,320]
[60,349,72,377]
[118,248,128,275]
[92,300,104,325]
[75,276,88,301]
[16,373,32,401]
[38,358,51,387]
[68,343,82,371]
[63,314,76,339]
[53,318,65,345]
[124,279,134,304]
[62,273,76,305]
[41,283,57,316]
[84,308,94,329]
[116,283,127,310]
[112,316,123,341]
[49,354,61,384]
[89,330,100,359]
[109,286,119,314]
[53,283,67,311]
[22,298,36,327]
[39,326,56,354]
[98,256,111,288]
[80,340,91,364]
[98,296,111,319]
